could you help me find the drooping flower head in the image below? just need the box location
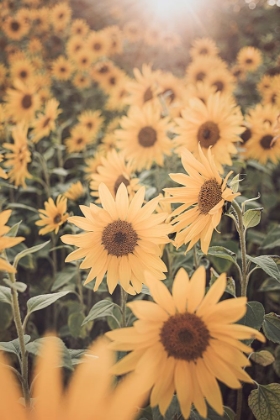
[36,195,69,235]
[106,266,265,419]
[0,209,25,273]
[61,183,171,294]
[164,145,239,254]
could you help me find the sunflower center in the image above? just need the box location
[53,214,62,224]
[198,179,222,214]
[76,137,84,144]
[114,175,130,195]
[60,67,66,73]
[212,81,224,92]
[196,71,205,81]
[260,134,274,149]
[138,126,157,148]
[21,94,32,109]
[102,220,138,256]
[199,47,208,55]
[109,76,116,85]
[245,58,253,64]
[160,312,210,361]
[94,42,101,51]
[20,70,28,79]
[11,20,20,32]
[99,65,109,73]
[86,122,93,129]
[197,121,220,147]
[143,87,153,102]
[42,117,51,128]
[241,127,252,143]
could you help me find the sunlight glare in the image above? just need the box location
[144,0,203,21]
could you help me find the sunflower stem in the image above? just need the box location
[120,287,127,327]
[8,269,30,405]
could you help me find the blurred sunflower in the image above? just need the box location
[174,92,244,172]
[205,67,236,97]
[106,266,265,419]
[65,124,92,153]
[72,72,91,89]
[123,20,142,43]
[51,2,72,31]
[261,76,280,106]
[30,7,50,33]
[98,133,117,155]
[189,37,219,59]
[116,103,173,172]
[185,81,218,105]
[98,67,127,94]
[27,37,43,55]
[73,48,94,71]
[105,78,130,111]
[2,14,30,41]
[164,145,239,254]
[78,109,104,139]
[0,155,7,180]
[242,125,280,164]
[90,60,115,84]
[89,149,141,201]
[0,209,25,273]
[0,64,7,86]
[61,183,170,294]
[36,195,68,235]
[185,56,227,85]
[124,64,161,107]
[84,151,106,181]
[105,25,123,55]
[3,123,32,188]
[10,58,35,84]
[160,31,181,51]
[31,98,61,143]
[237,46,262,72]
[5,79,41,123]
[156,71,186,117]
[52,56,73,81]
[257,74,274,96]
[66,35,84,58]
[86,30,110,60]
[64,181,85,201]
[144,25,162,47]
[70,18,89,37]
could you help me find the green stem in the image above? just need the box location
[193,244,199,269]
[120,287,127,328]
[235,388,243,420]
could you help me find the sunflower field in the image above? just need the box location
[1,0,280,419]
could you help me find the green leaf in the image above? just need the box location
[258,278,280,292]
[14,240,50,269]
[2,278,27,293]
[238,301,265,344]
[261,225,280,249]
[0,302,13,331]
[0,335,30,356]
[273,345,280,377]
[246,255,280,281]
[243,208,262,229]
[82,299,122,326]
[248,383,280,420]
[229,173,240,193]
[250,350,275,366]
[51,167,68,176]
[262,313,280,343]
[207,246,237,263]
[8,203,38,214]
[27,291,70,315]
[0,285,12,305]
[6,221,21,237]
[26,337,73,370]
[189,406,235,419]
[68,312,84,339]
[51,267,77,291]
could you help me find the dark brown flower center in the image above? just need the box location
[197,121,220,147]
[60,66,66,73]
[76,137,84,145]
[245,58,253,64]
[196,71,206,81]
[241,127,252,143]
[260,134,274,150]
[160,312,210,361]
[21,94,32,109]
[114,175,130,195]
[11,20,20,32]
[86,121,93,129]
[109,76,116,85]
[53,214,62,224]
[143,86,153,103]
[94,42,101,51]
[20,70,28,79]
[42,117,51,128]
[199,47,208,55]
[102,220,138,256]
[212,81,224,92]
[99,65,109,74]
[138,126,157,148]
[198,179,223,214]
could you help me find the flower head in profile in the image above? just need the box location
[36,195,69,235]
[0,335,147,420]
[31,98,61,143]
[164,145,239,254]
[61,183,171,294]
[64,181,85,201]
[0,209,25,273]
[106,266,265,419]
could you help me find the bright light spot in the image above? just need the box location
[277,0,280,6]
[249,2,256,8]
[142,0,203,21]
[268,0,276,4]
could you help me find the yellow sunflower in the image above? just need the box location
[185,56,227,85]
[5,79,41,123]
[0,336,147,420]
[189,37,219,59]
[72,72,92,89]
[89,149,141,201]
[64,181,85,201]
[2,14,30,40]
[242,124,280,165]
[185,81,219,105]
[257,74,274,96]
[0,64,7,86]
[27,37,43,55]
[174,92,244,172]
[261,75,280,106]
[65,124,93,153]
[83,151,106,181]
[51,56,73,81]
[97,67,127,94]
[105,25,124,56]
[72,48,94,71]
[86,30,110,61]
[204,67,236,97]
[0,209,25,273]
[77,109,104,139]
[61,183,171,294]
[51,2,72,31]
[97,133,117,155]
[123,20,142,43]
[70,18,89,37]
[66,35,84,59]
[105,77,130,111]
[36,195,69,235]
[30,7,50,33]
[106,266,265,419]
[31,98,61,143]
[164,145,240,254]
[3,123,32,188]
[10,58,35,84]
[90,60,116,84]
[156,71,186,118]
[116,103,173,172]
[237,46,262,72]
[160,31,181,51]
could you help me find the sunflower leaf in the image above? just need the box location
[262,313,280,343]
[243,208,263,229]
[0,285,12,305]
[26,291,70,315]
[246,255,280,281]
[26,337,74,370]
[273,345,280,377]
[207,246,237,263]
[248,383,280,420]
[82,299,122,326]
[13,240,50,269]
[250,350,275,366]
[0,335,31,357]
[261,225,280,249]
[238,301,265,344]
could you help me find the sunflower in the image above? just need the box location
[185,56,227,85]
[105,77,130,111]
[5,79,41,123]
[98,133,117,155]
[116,103,173,172]
[124,64,161,108]
[0,336,147,420]
[257,74,274,96]
[77,109,104,139]
[65,124,93,153]
[104,25,123,56]
[64,181,85,201]
[98,67,127,94]
[160,31,181,51]
[27,37,43,55]
[51,56,73,81]
[205,67,236,97]
[90,60,116,84]
[106,266,265,419]
[185,81,218,105]
[31,98,61,143]
[2,14,30,41]
[156,71,186,118]
[0,155,7,180]
[123,20,142,43]
[164,145,240,254]
[144,25,162,47]
[237,46,262,72]
[242,124,280,164]
[36,195,68,235]
[189,37,219,59]
[0,209,25,273]
[66,35,84,59]
[3,123,32,188]
[0,64,7,86]
[261,75,280,106]
[174,92,244,172]
[30,7,50,33]
[89,149,141,201]
[61,183,171,294]
[72,48,94,71]
[86,30,110,60]
[72,72,92,89]
[84,151,106,181]
[10,58,35,84]
[51,2,72,31]
[70,18,89,37]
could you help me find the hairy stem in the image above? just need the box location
[120,287,127,328]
